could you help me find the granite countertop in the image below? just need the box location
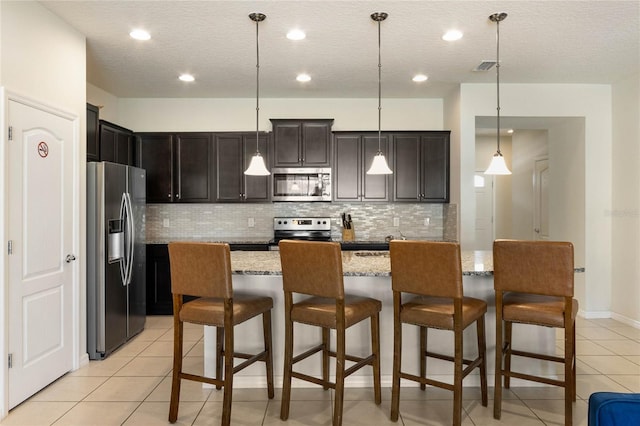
[230,250,495,277]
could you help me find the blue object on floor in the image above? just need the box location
[588,392,640,425]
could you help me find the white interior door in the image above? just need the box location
[533,158,549,240]
[7,99,74,408]
[474,172,494,250]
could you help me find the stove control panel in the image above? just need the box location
[273,217,331,231]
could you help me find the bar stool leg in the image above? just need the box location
[334,327,346,426]
[494,296,504,420]
[504,321,513,389]
[477,315,488,407]
[453,324,463,426]
[565,320,574,426]
[215,327,224,390]
[371,313,381,405]
[280,306,294,420]
[322,328,330,390]
[169,319,183,423]
[221,324,234,426]
[263,310,274,399]
[390,295,402,422]
[419,326,427,391]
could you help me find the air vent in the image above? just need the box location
[473,60,497,72]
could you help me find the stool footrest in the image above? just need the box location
[401,372,455,391]
[232,350,269,374]
[503,370,566,387]
[509,348,565,364]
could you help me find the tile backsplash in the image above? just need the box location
[146,202,457,242]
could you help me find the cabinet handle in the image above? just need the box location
[176,194,180,199]
[168,194,171,198]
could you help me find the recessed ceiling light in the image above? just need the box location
[129,29,151,41]
[179,74,195,82]
[287,29,306,40]
[296,73,311,82]
[507,129,514,134]
[442,29,463,41]
[412,74,428,82]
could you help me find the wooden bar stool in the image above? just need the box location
[389,240,488,426]
[493,239,577,426]
[167,242,274,426]
[278,240,382,426]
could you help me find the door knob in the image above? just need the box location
[65,254,77,263]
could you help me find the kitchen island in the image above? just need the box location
[199,250,579,389]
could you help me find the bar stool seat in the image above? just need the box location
[291,295,382,328]
[401,295,487,329]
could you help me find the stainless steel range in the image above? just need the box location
[272,217,332,245]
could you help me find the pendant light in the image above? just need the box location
[244,12,270,176]
[367,12,393,175]
[484,12,512,175]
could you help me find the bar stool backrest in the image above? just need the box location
[493,239,574,297]
[168,242,233,299]
[279,240,345,299]
[390,240,463,299]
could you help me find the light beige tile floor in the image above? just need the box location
[2,315,639,425]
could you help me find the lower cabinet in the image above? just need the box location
[146,243,269,315]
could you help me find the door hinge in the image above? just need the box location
[8,126,12,141]
[8,240,13,255]
[8,353,12,369]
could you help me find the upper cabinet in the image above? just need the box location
[215,132,270,202]
[136,132,215,203]
[271,119,333,167]
[333,132,390,202]
[393,131,450,203]
[86,104,99,162]
[99,120,134,166]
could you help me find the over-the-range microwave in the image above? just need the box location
[271,168,331,202]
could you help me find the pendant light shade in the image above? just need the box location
[484,12,511,176]
[244,12,270,176]
[366,12,392,175]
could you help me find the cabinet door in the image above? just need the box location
[136,133,174,203]
[86,104,99,162]
[302,121,331,166]
[243,133,271,201]
[146,244,173,315]
[362,135,390,201]
[100,121,133,165]
[421,133,450,202]
[215,134,244,202]
[334,134,361,201]
[393,134,421,201]
[272,121,302,166]
[175,133,214,203]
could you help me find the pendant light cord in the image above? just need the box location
[377,18,382,153]
[495,16,501,155]
[255,17,261,154]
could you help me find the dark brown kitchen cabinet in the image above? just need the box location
[271,119,333,167]
[99,120,134,166]
[146,244,172,315]
[333,132,390,202]
[86,104,100,162]
[215,132,270,202]
[136,132,215,203]
[393,131,450,203]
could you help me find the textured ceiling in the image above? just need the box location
[41,0,640,99]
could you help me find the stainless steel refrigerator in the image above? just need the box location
[87,161,146,360]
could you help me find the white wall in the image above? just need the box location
[0,1,86,417]
[87,83,119,123]
[611,72,640,325]
[460,83,611,315]
[112,97,444,132]
[443,88,461,239]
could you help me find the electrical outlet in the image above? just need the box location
[424,217,430,226]
[248,217,255,228]
[163,219,170,228]
[393,217,400,227]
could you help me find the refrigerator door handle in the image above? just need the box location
[118,193,128,286]
[124,192,135,285]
